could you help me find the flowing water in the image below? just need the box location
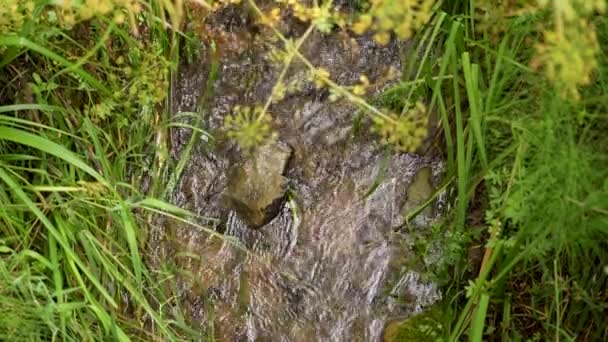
[150,7,445,341]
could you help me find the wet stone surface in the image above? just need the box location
[225,141,292,228]
[152,7,446,341]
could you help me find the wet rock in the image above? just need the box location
[225,141,292,227]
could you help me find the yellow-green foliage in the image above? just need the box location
[0,0,143,31]
[353,0,434,44]
[383,305,443,341]
[87,45,171,124]
[532,20,599,100]
[532,0,605,100]
[277,0,345,33]
[371,101,428,152]
[476,0,605,101]
[537,0,606,17]
[56,0,142,29]
[1,0,174,125]
[0,0,34,33]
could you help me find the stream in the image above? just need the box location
[150,6,445,341]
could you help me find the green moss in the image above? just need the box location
[383,305,443,341]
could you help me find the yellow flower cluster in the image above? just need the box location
[0,0,35,34]
[537,0,606,19]
[216,0,433,149]
[532,0,605,100]
[58,0,141,28]
[310,68,331,89]
[258,7,282,27]
[371,101,428,152]
[210,0,242,9]
[123,47,171,108]
[352,74,370,95]
[475,0,605,100]
[87,46,170,123]
[473,1,525,41]
[532,20,599,100]
[352,0,435,45]
[224,106,276,148]
[270,75,307,103]
[277,0,344,33]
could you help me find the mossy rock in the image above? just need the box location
[225,141,292,227]
[401,166,435,221]
[383,305,443,342]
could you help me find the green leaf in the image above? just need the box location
[137,198,191,217]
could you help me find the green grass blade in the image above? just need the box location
[404,12,447,108]
[83,118,115,182]
[0,104,67,114]
[452,45,468,232]
[137,197,191,217]
[462,52,488,169]
[81,230,179,341]
[470,293,490,342]
[50,22,115,82]
[118,203,143,284]
[48,233,67,339]
[430,19,461,176]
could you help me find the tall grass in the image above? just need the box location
[417,2,608,341]
[0,1,205,340]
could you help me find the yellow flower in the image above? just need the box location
[114,12,125,24]
[292,2,311,21]
[312,68,331,88]
[353,85,366,95]
[373,31,391,45]
[352,14,372,34]
[359,74,370,86]
[354,0,435,43]
[371,102,428,152]
[531,19,599,100]
[259,7,281,27]
[352,74,370,95]
[311,4,334,33]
